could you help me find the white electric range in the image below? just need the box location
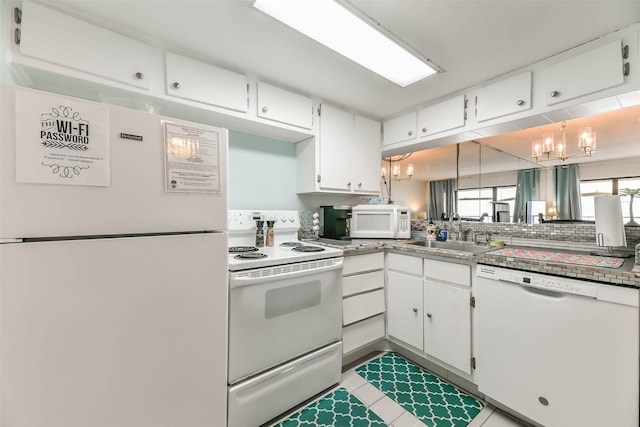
[226,210,344,427]
[227,210,343,271]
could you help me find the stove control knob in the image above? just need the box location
[289,216,295,222]
[280,216,287,223]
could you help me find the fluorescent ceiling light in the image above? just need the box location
[251,0,439,87]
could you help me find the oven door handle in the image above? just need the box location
[229,258,343,288]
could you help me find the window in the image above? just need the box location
[580,180,613,220]
[619,178,640,223]
[457,188,493,220]
[579,177,640,221]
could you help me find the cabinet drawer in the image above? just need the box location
[542,39,624,106]
[257,82,313,129]
[475,71,532,122]
[343,314,385,354]
[165,52,248,112]
[21,1,153,90]
[387,253,423,276]
[417,94,466,137]
[382,111,417,145]
[343,289,385,326]
[343,252,384,275]
[343,270,384,297]
[424,259,470,287]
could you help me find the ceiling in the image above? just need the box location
[38,0,640,121]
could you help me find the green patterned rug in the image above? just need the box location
[356,353,484,427]
[271,387,387,427]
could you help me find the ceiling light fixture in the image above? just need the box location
[251,0,440,87]
[531,122,596,163]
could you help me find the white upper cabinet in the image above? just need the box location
[165,52,247,112]
[257,82,313,129]
[475,72,532,122]
[383,111,417,146]
[19,1,153,90]
[417,94,466,136]
[542,39,625,106]
[298,103,381,195]
[318,104,353,191]
[352,115,382,193]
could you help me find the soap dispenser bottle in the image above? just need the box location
[426,219,437,241]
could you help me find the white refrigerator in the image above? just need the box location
[0,85,229,427]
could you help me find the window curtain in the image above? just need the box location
[554,164,582,220]
[428,179,456,220]
[513,168,540,223]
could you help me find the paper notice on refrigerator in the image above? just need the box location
[164,122,221,193]
[15,91,110,186]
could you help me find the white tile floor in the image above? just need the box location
[337,360,531,427]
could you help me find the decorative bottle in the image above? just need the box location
[265,220,275,247]
[255,220,265,247]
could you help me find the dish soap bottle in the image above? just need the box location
[426,219,437,241]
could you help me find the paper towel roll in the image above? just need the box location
[594,195,627,248]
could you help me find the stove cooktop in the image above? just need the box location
[227,241,342,271]
[227,210,342,271]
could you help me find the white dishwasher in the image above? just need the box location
[474,265,639,427]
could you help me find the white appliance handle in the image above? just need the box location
[230,258,343,288]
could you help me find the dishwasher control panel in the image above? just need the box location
[477,265,597,298]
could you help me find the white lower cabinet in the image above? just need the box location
[423,280,471,374]
[341,252,385,354]
[387,253,473,375]
[387,270,424,350]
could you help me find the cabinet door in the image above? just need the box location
[387,271,423,350]
[20,1,153,90]
[542,39,624,106]
[165,53,247,112]
[382,112,417,145]
[475,72,532,122]
[318,104,353,191]
[257,82,313,129]
[417,94,466,137]
[424,280,471,374]
[352,115,382,193]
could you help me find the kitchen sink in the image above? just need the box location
[404,239,494,253]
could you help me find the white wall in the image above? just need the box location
[386,179,428,218]
[228,131,298,210]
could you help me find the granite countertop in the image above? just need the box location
[310,237,640,289]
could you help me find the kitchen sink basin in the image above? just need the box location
[404,239,494,253]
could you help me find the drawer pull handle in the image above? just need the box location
[172,82,181,89]
[516,99,525,106]
[426,312,432,318]
[262,106,269,113]
[412,307,418,313]
[550,90,560,98]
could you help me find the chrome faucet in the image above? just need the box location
[449,212,462,241]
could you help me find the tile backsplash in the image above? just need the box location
[412,220,640,249]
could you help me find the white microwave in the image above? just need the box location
[350,205,411,239]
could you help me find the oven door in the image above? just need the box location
[228,258,343,384]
